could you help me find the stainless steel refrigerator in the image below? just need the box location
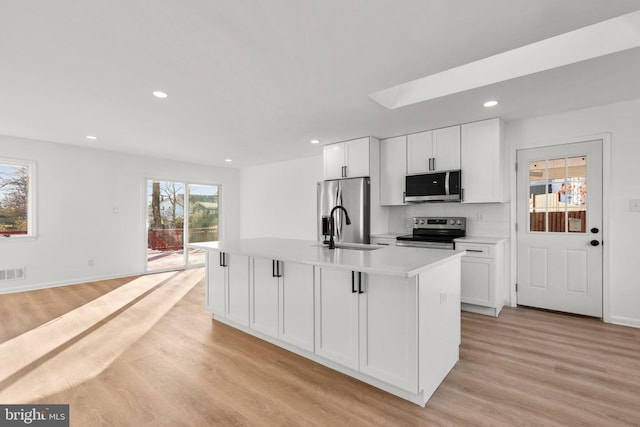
[317,177,370,244]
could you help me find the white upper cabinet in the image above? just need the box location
[323,143,346,180]
[380,135,407,206]
[323,137,370,180]
[407,126,460,174]
[461,118,506,203]
[406,130,432,174]
[432,126,461,171]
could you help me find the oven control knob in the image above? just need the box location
[419,219,425,225]
[414,218,419,225]
[450,219,456,225]
[457,220,463,225]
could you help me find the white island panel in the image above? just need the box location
[193,237,462,407]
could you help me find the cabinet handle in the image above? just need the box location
[220,252,223,267]
[220,252,227,267]
[466,249,484,253]
[358,272,364,294]
[276,260,282,277]
[403,191,406,204]
[432,157,436,171]
[272,259,276,277]
[376,243,390,246]
[351,271,357,293]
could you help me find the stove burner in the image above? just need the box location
[396,217,466,249]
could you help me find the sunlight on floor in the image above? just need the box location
[0,269,204,403]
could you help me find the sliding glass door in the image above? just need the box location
[146,179,219,271]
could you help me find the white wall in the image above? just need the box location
[0,134,240,293]
[505,98,640,327]
[239,155,322,240]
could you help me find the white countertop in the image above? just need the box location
[189,238,464,278]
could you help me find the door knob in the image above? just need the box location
[590,240,600,247]
[590,227,599,234]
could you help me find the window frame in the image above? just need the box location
[143,176,222,272]
[0,157,36,239]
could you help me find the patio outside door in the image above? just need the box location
[516,140,603,317]
[146,180,219,271]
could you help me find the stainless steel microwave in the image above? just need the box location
[405,170,461,202]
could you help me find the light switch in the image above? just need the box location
[630,199,640,212]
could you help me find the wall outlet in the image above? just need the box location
[630,199,640,212]
[88,259,94,267]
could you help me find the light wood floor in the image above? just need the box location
[1,270,639,426]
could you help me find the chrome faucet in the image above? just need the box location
[328,205,351,249]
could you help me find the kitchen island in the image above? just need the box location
[190,238,464,406]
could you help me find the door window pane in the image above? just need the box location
[528,156,587,234]
[548,158,566,233]
[187,184,219,266]
[528,160,548,232]
[567,156,587,233]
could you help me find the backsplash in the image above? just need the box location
[387,203,510,237]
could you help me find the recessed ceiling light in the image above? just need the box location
[483,100,498,107]
[225,159,232,163]
[86,135,98,140]
[153,91,168,98]
[311,139,320,144]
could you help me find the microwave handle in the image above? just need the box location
[444,171,450,195]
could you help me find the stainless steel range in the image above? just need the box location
[396,217,466,249]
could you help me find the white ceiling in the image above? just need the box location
[2,0,640,168]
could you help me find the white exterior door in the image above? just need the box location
[516,140,603,317]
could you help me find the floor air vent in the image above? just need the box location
[0,267,26,281]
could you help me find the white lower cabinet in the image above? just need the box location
[250,257,280,338]
[207,251,226,316]
[278,262,315,351]
[315,267,418,392]
[225,253,251,326]
[457,240,505,316]
[250,257,315,349]
[207,251,250,324]
[314,268,359,369]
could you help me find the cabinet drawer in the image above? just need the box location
[371,237,396,247]
[456,243,493,258]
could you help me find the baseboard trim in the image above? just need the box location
[0,271,144,294]
[609,315,640,329]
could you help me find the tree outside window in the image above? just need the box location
[0,161,32,236]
